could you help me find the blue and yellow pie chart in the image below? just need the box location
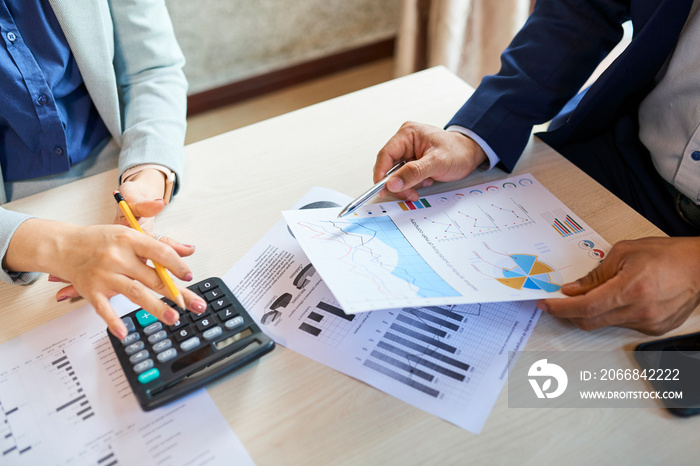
[496,254,561,292]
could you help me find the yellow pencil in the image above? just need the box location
[113,191,186,309]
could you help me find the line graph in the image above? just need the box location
[294,216,459,310]
[484,199,534,229]
[422,213,466,240]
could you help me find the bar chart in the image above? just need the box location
[52,353,95,421]
[362,306,473,398]
[299,300,356,346]
[542,209,585,238]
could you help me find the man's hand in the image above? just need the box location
[538,237,700,335]
[373,122,488,201]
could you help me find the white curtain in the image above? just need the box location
[395,0,533,87]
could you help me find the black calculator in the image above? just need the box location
[108,277,275,411]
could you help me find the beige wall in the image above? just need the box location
[166,0,401,94]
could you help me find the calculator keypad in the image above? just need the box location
[109,277,275,411]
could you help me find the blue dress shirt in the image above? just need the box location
[0,0,109,181]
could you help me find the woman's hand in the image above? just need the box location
[115,167,169,232]
[4,219,205,340]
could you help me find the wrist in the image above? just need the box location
[4,219,74,274]
[121,165,175,203]
[451,131,488,172]
[121,168,169,202]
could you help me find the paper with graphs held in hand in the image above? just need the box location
[223,187,540,434]
[282,174,610,314]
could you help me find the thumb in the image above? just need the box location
[385,157,436,194]
[561,259,616,296]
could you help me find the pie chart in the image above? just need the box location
[496,254,561,292]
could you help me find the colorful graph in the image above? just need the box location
[496,254,561,292]
[398,198,432,211]
[294,217,460,308]
[542,209,585,237]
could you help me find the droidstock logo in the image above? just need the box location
[528,359,568,399]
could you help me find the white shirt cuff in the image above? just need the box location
[446,125,501,171]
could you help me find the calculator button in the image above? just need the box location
[211,298,231,311]
[125,340,145,355]
[180,336,201,352]
[122,316,136,333]
[138,368,160,384]
[152,339,173,353]
[196,317,215,331]
[121,332,141,346]
[133,359,154,374]
[224,316,245,331]
[147,330,167,344]
[169,316,187,331]
[143,322,163,335]
[135,310,158,327]
[129,349,150,364]
[157,348,178,363]
[197,280,217,293]
[204,289,223,301]
[174,326,195,342]
[189,309,210,321]
[217,308,236,321]
[203,326,223,341]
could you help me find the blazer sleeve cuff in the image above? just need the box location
[0,209,42,285]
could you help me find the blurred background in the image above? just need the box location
[170,0,535,142]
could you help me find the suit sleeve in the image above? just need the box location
[108,0,188,194]
[447,0,630,171]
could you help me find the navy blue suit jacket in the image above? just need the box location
[448,0,693,172]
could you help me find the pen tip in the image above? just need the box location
[113,191,124,203]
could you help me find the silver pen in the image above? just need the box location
[338,161,406,217]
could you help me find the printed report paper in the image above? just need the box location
[0,297,255,465]
[282,174,610,314]
[223,187,540,434]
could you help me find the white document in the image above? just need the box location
[223,187,540,434]
[0,297,255,465]
[283,174,610,314]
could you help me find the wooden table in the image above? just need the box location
[1,67,697,465]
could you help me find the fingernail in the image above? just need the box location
[183,244,195,249]
[537,301,549,312]
[387,177,403,191]
[562,281,581,292]
[114,326,128,341]
[184,272,194,282]
[57,295,70,302]
[48,276,61,282]
[191,299,206,313]
[164,309,179,325]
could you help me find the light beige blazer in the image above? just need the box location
[0,0,188,284]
